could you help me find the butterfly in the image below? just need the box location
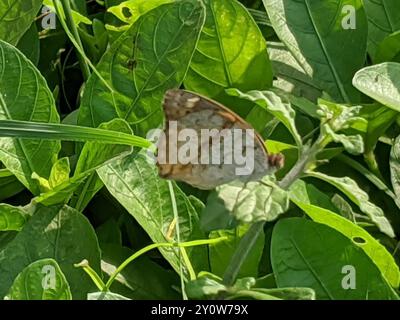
[156,89,284,190]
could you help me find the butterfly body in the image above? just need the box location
[157,89,283,190]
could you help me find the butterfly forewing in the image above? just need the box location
[156,89,281,190]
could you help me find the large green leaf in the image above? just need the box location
[184,0,273,115]
[263,0,367,102]
[353,62,400,112]
[267,41,322,102]
[363,0,400,58]
[0,40,60,195]
[97,152,208,276]
[78,0,206,135]
[271,218,399,300]
[290,199,400,288]
[0,0,42,45]
[76,0,205,211]
[0,204,101,299]
[5,259,72,300]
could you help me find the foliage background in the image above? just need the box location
[0,0,399,300]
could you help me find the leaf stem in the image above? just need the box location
[364,150,385,182]
[75,260,106,291]
[58,0,91,80]
[168,181,191,300]
[104,238,227,291]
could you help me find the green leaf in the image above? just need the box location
[107,0,173,30]
[200,191,238,232]
[271,218,399,300]
[318,100,365,154]
[16,23,40,65]
[186,273,315,300]
[374,31,400,63]
[307,171,395,238]
[331,194,358,222]
[337,153,398,202]
[186,273,226,299]
[184,0,273,115]
[228,89,302,148]
[88,291,130,300]
[0,40,60,195]
[290,200,400,288]
[49,157,70,189]
[209,225,265,279]
[0,204,101,299]
[96,219,122,245]
[268,42,322,102]
[324,126,364,155]
[100,244,179,299]
[78,0,206,135]
[359,104,397,153]
[97,152,208,276]
[33,174,88,206]
[318,100,366,132]
[213,176,289,223]
[0,203,30,231]
[289,179,339,213]
[36,119,134,207]
[0,0,43,45]
[390,135,400,207]
[263,0,368,102]
[5,259,72,300]
[75,119,133,175]
[363,0,400,58]
[353,62,400,112]
[0,169,24,201]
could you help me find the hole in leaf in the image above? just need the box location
[122,7,132,18]
[352,237,367,245]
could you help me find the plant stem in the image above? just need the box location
[222,221,265,286]
[104,238,227,291]
[59,0,91,80]
[364,150,385,182]
[222,135,331,286]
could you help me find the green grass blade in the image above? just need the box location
[0,120,151,148]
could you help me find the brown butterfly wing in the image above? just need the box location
[157,89,283,189]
